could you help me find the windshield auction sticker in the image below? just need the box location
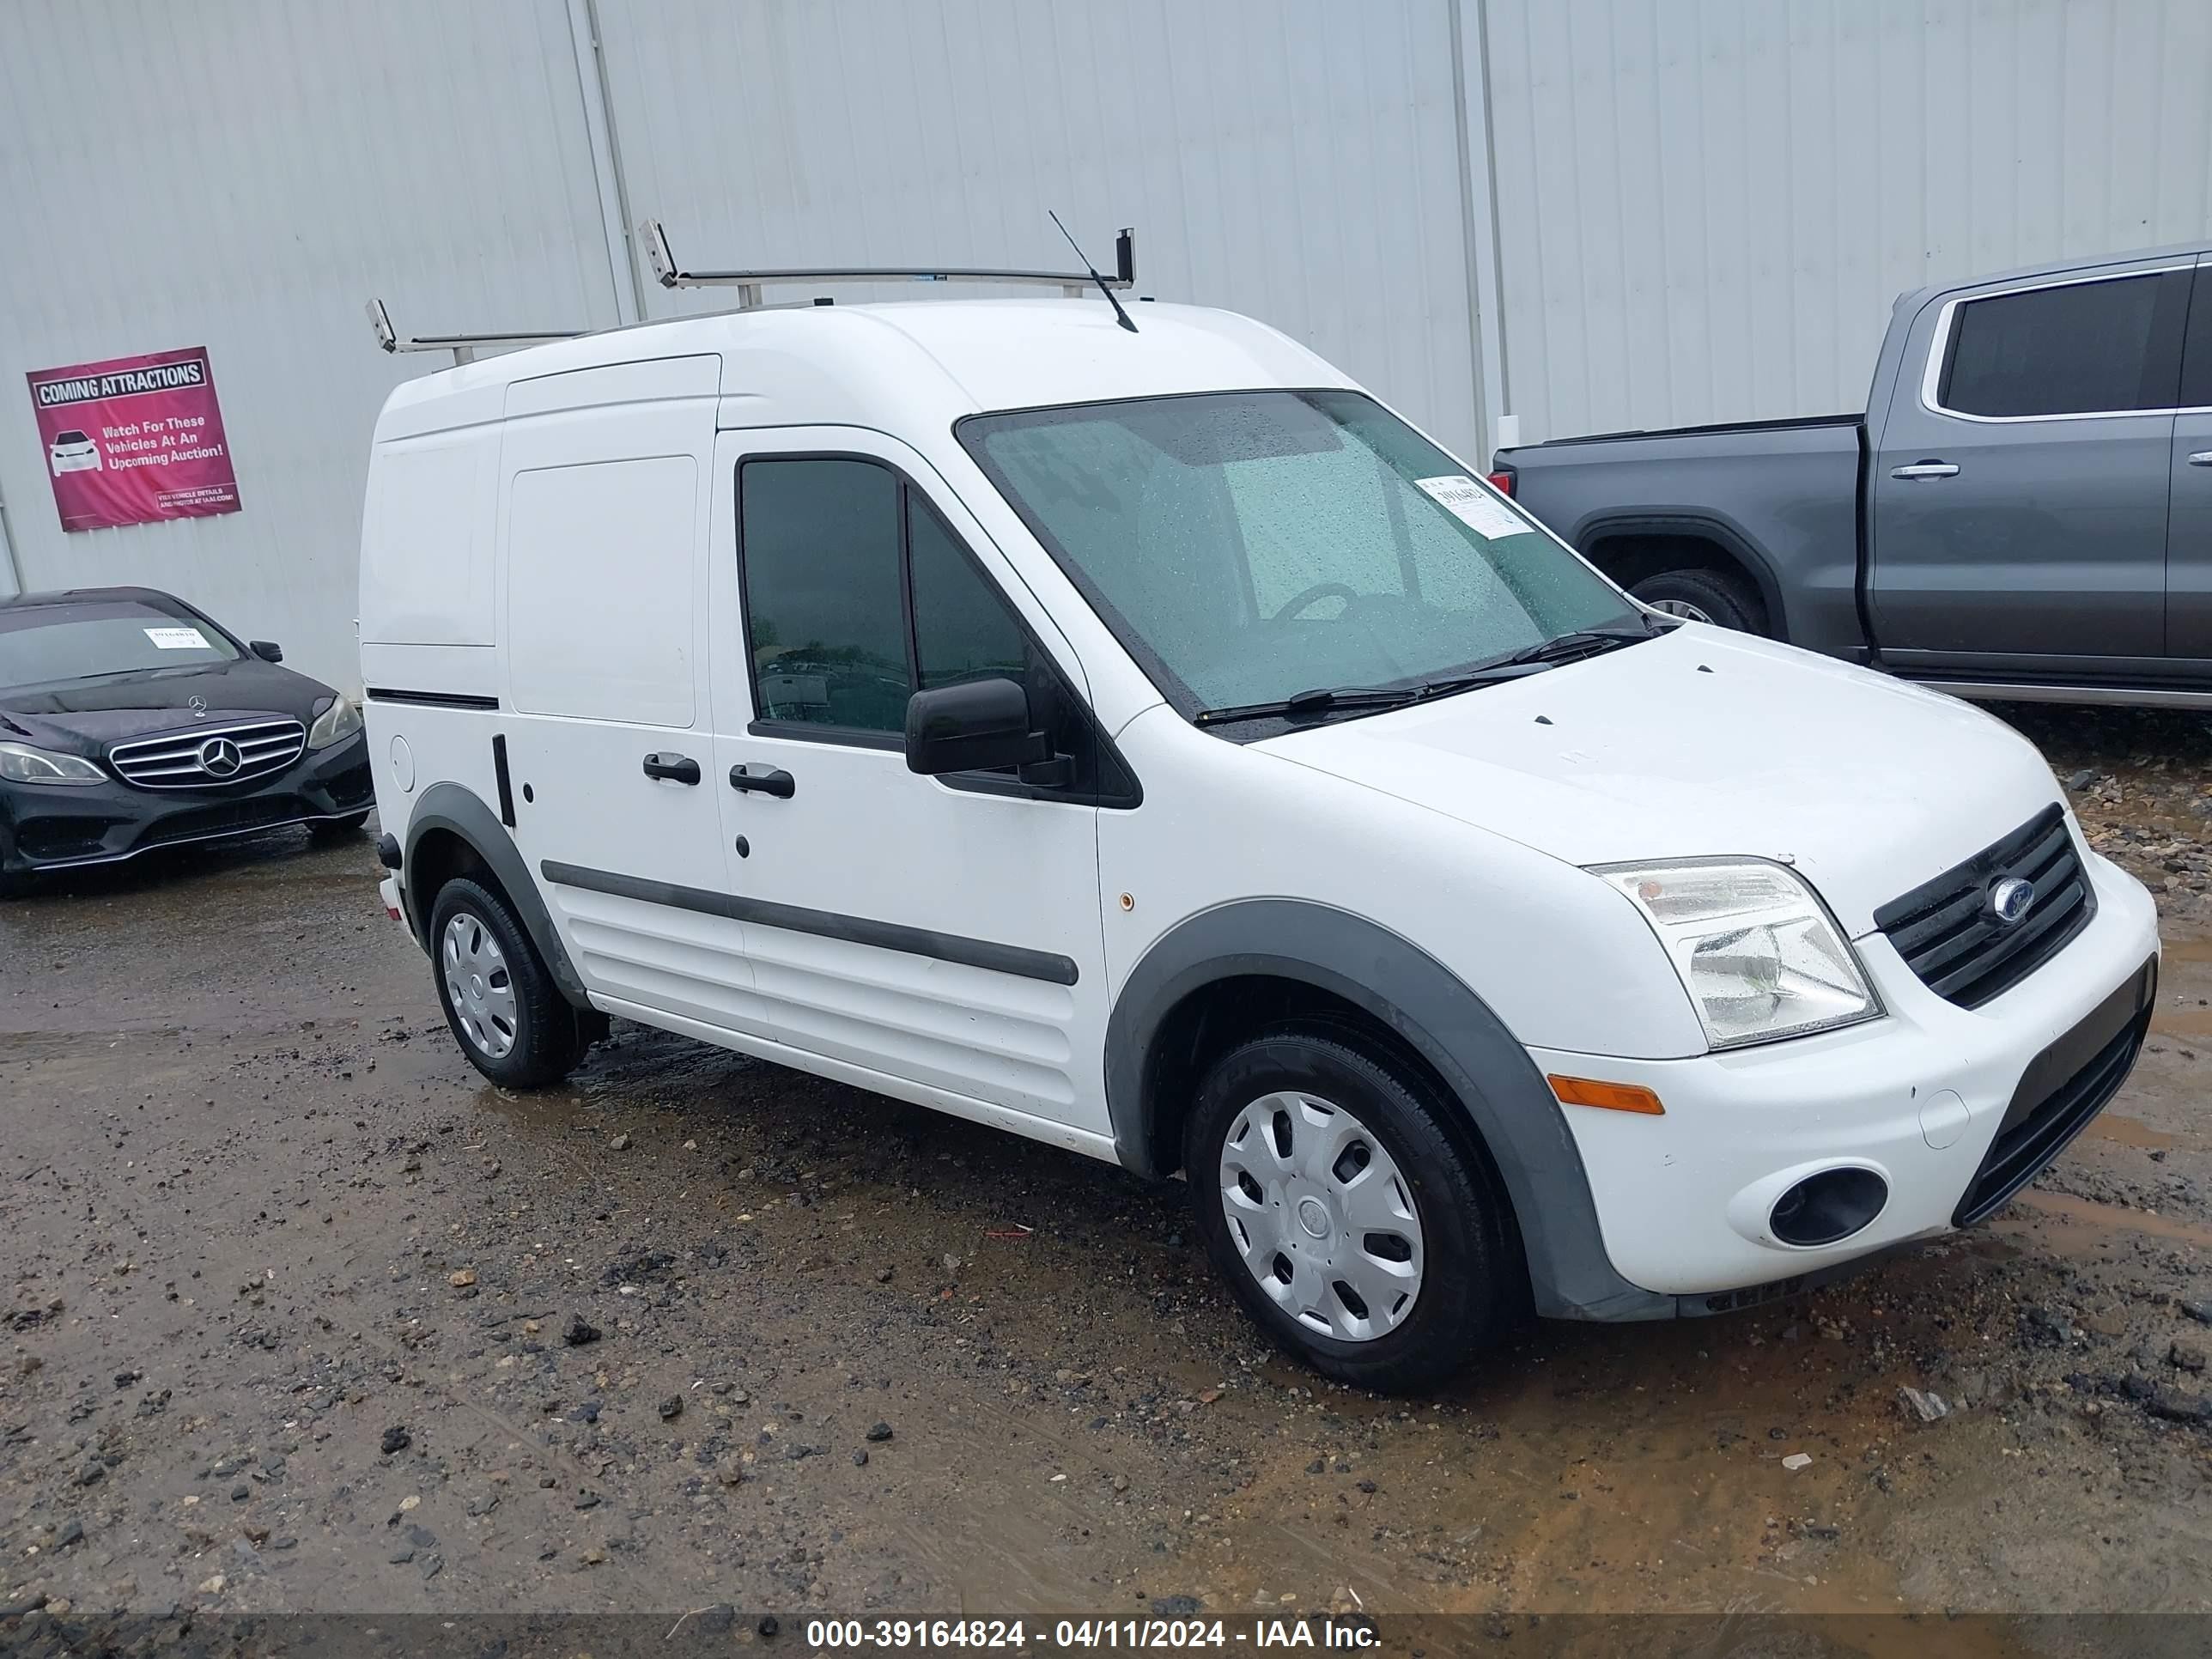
[25,346,241,532]
[1414,473,1527,541]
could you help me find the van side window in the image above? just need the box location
[909,499,1028,690]
[739,458,908,732]
[738,456,1100,789]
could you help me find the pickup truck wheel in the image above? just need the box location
[1628,568,1763,633]
[428,877,584,1089]
[1185,1028,1517,1393]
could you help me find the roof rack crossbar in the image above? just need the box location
[641,219,1134,306]
[366,299,589,364]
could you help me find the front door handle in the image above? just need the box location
[641,752,701,785]
[2188,452,2212,467]
[728,763,796,799]
[1891,461,1960,480]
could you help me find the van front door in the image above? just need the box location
[704,428,1116,1149]
[495,362,769,1041]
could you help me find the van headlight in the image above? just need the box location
[1595,859,1881,1050]
[307,696,363,749]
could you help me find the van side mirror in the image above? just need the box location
[904,678,1047,776]
[250,640,283,663]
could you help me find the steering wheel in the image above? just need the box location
[1269,581,1362,624]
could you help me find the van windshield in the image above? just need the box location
[960,390,1638,721]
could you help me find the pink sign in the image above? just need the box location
[26,347,241,532]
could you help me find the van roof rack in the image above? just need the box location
[365,218,1139,362]
[641,217,1135,307]
[366,299,586,365]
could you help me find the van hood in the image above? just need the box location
[1257,626,2063,938]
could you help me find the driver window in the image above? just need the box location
[738,457,908,732]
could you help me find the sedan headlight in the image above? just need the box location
[1596,859,1880,1049]
[307,696,363,749]
[0,740,106,786]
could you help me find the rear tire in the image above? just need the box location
[1628,567,1764,634]
[1184,1027,1521,1394]
[428,877,583,1089]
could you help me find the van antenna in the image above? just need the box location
[1048,212,1138,333]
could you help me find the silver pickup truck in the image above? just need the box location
[1492,244,2212,708]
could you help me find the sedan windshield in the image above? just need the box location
[959,390,1638,720]
[0,599,240,691]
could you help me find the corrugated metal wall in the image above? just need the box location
[1480,0,2212,442]
[0,0,620,685]
[594,0,1485,453]
[9,0,2212,688]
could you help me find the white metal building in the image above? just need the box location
[5,0,2211,691]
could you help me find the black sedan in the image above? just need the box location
[0,586,373,896]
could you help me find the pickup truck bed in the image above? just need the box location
[1496,413,1868,658]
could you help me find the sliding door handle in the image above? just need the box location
[728,764,796,799]
[2187,452,2212,467]
[1890,461,1960,480]
[641,752,701,785]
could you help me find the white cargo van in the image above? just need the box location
[360,291,2158,1390]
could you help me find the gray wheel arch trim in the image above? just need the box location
[1104,900,1670,1322]
[401,781,592,1009]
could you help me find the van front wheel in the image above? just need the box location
[428,877,583,1089]
[1184,1029,1518,1393]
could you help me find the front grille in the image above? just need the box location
[1874,804,2094,1008]
[109,719,306,790]
[1952,961,2154,1226]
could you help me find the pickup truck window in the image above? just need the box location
[1936,269,2189,418]
[960,390,1632,717]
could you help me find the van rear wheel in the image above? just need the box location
[1184,1028,1518,1393]
[428,877,583,1089]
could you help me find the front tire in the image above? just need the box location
[428,877,583,1089]
[1184,1028,1521,1393]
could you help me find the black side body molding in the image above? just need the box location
[539,860,1080,987]
[1103,900,1671,1322]
[401,781,592,1008]
[367,687,501,710]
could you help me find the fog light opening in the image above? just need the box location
[1769,1167,1888,1248]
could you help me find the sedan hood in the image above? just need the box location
[0,657,336,754]
[1258,626,2062,937]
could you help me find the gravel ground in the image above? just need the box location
[1,704,2208,1636]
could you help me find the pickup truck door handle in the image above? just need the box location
[2188,452,2212,467]
[728,764,797,799]
[641,752,702,785]
[1891,461,1960,480]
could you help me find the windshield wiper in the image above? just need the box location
[1193,621,1665,728]
[1194,685,1421,727]
[1489,621,1663,671]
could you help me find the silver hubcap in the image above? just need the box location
[1218,1091,1425,1342]
[1647,598,1715,623]
[441,911,518,1059]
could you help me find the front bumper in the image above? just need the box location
[0,731,373,877]
[1536,846,2160,1302]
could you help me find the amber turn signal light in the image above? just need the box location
[1547,1074,1665,1115]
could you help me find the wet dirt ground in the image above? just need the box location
[2,706,2209,1637]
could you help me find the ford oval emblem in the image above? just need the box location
[1988,875,2035,927]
